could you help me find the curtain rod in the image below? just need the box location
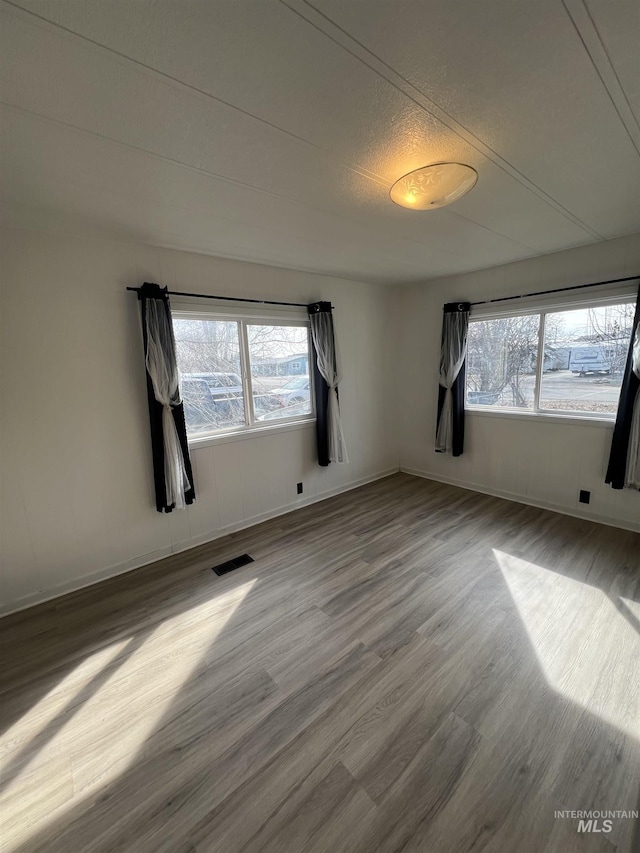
[470,274,639,307]
[126,286,312,309]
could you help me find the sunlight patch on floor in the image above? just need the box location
[493,549,640,741]
[1,638,131,757]
[620,595,640,621]
[0,579,256,852]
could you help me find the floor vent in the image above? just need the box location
[211,554,254,576]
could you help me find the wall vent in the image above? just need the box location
[211,554,254,576]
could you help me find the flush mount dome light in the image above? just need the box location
[389,162,478,210]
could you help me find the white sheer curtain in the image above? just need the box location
[309,311,348,463]
[624,324,640,489]
[145,298,192,509]
[435,309,469,454]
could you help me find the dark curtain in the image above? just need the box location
[435,302,470,457]
[605,286,640,489]
[308,301,332,466]
[436,360,467,457]
[139,282,195,512]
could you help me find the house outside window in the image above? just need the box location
[172,311,314,440]
[466,298,636,419]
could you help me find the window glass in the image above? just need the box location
[246,324,312,422]
[172,314,314,438]
[539,303,634,416]
[173,318,245,433]
[466,314,540,409]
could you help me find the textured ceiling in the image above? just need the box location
[1,0,639,284]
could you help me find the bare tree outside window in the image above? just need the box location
[173,318,245,433]
[247,325,312,421]
[586,303,635,376]
[466,300,635,418]
[466,313,540,408]
[539,303,634,415]
[172,315,314,437]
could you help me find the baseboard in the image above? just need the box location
[1,466,400,618]
[171,467,400,553]
[400,466,640,534]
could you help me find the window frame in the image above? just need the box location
[172,306,316,445]
[465,291,637,424]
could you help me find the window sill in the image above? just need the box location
[466,407,616,428]
[187,417,316,449]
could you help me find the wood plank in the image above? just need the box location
[0,473,638,852]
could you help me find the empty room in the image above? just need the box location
[1,1,639,851]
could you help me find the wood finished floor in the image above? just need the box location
[0,474,639,853]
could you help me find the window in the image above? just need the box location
[172,313,314,439]
[247,324,312,423]
[467,313,540,409]
[466,298,636,419]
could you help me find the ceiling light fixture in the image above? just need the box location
[389,162,478,210]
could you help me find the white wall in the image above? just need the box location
[0,226,400,614]
[2,226,638,616]
[398,233,640,533]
